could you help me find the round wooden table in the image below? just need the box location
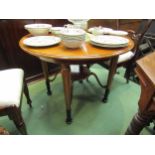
[19,34,134,123]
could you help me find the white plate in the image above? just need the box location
[90,35,129,48]
[109,30,128,36]
[90,41,128,48]
[23,36,61,47]
[88,27,113,35]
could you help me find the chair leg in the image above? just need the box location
[125,112,153,135]
[124,71,130,83]
[23,79,32,108]
[124,64,133,83]
[8,107,27,135]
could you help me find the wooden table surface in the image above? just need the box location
[19,34,134,64]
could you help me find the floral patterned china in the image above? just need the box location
[50,27,65,35]
[90,35,129,48]
[88,27,113,35]
[60,28,86,36]
[60,28,86,48]
[24,24,52,36]
[23,36,61,47]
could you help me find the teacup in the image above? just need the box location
[92,27,104,35]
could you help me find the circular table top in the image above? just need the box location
[19,34,134,64]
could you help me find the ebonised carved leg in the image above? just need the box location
[41,61,52,95]
[23,78,32,108]
[8,107,27,135]
[102,56,118,103]
[125,112,153,135]
[124,61,133,84]
[102,88,109,103]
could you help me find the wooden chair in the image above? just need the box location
[97,19,153,83]
[0,68,32,134]
[125,51,155,134]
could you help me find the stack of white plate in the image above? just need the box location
[60,28,86,48]
[88,27,128,36]
[90,35,129,48]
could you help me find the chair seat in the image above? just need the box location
[0,69,24,109]
[104,51,135,65]
[70,65,80,73]
[118,51,135,63]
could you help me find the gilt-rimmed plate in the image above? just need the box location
[90,35,129,48]
[23,36,61,47]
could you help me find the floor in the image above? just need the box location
[0,64,154,135]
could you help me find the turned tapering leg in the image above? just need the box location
[8,107,27,135]
[23,78,32,108]
[102,56,118,103]
[41,61,52,95]
[61,64,73,124]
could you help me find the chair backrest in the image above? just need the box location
[133,19,153,60]
[142,20,155,47]
[137,19,155,36]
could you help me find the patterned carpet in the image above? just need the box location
[0,64,154,135]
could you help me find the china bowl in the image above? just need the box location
[50,27,65,36]
[60,28,86,48]
[62,40,84,49]
[68,19,89,30]
[24,24,52,36]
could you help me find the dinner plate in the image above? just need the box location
[23,36,61,47]
[109,30,128,36]
[90,41,128,48]
[90,35,129,48]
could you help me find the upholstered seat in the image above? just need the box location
[104,51,135,65]
[118,51,135,63]
[0,69,24,109]
[0,68,32,134]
